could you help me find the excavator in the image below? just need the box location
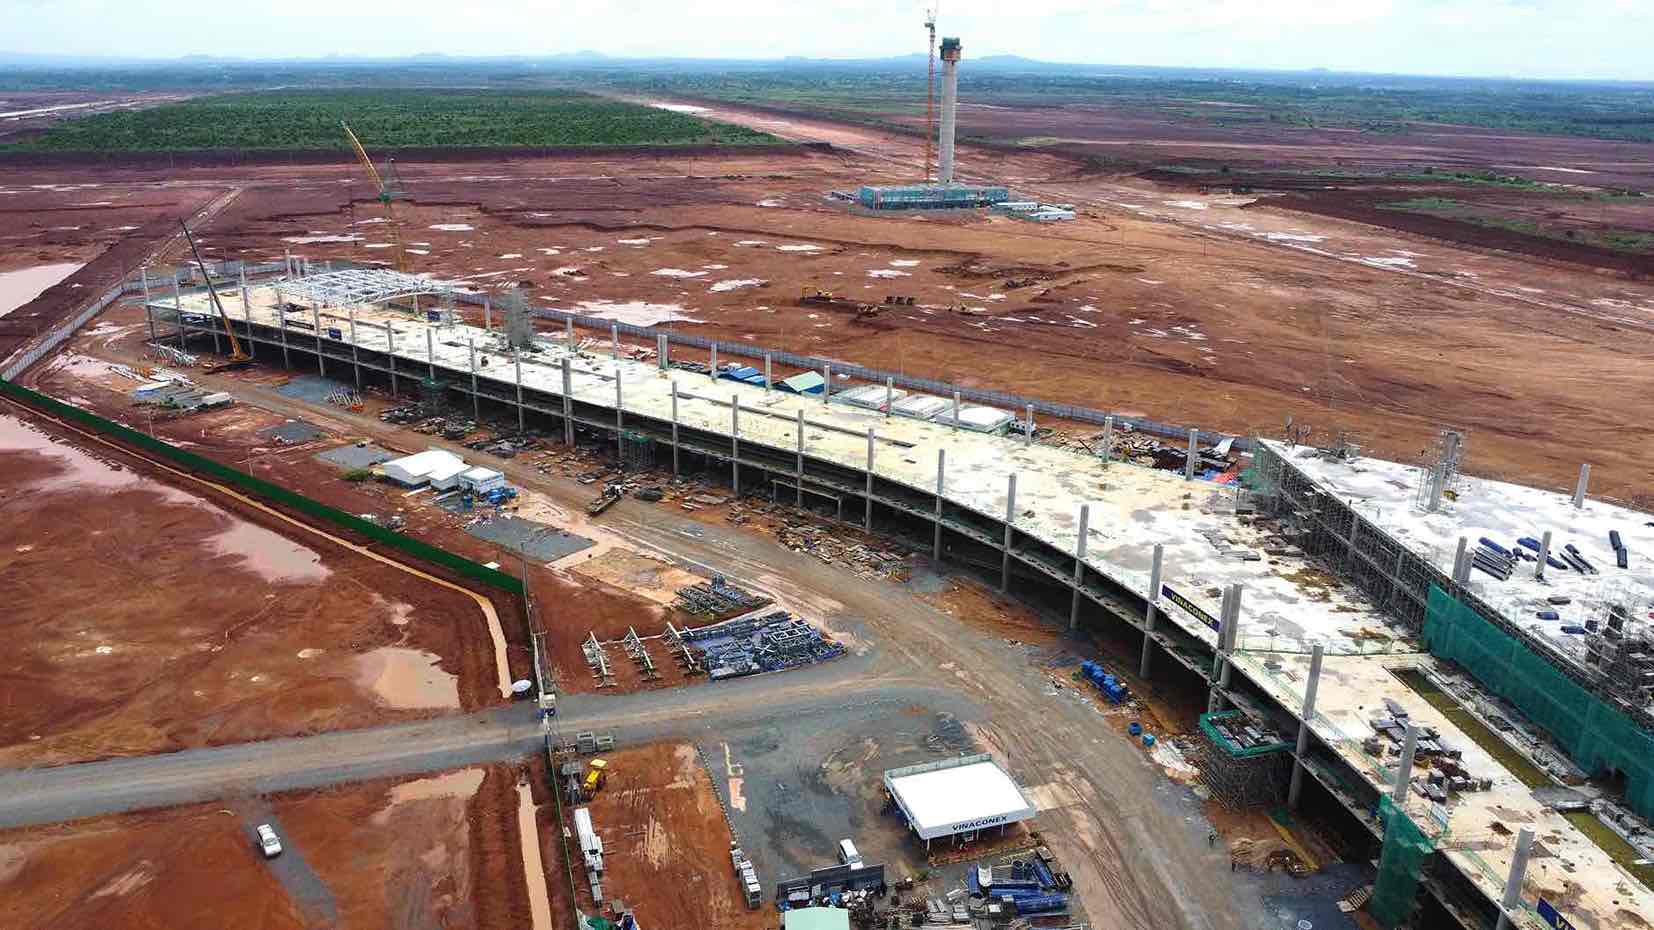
[179,221,252,373]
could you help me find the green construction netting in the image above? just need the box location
[1424,585,1654,820]
[1370,795,1434,928]
[1199,710,1292,757]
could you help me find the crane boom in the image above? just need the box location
[179,220,250,368]
[341,121,410,274]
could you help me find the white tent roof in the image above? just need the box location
[383,449,464,480]
[882,754,1036,840]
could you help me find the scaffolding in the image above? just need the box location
[1191,710,1293,809]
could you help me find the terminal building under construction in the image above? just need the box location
[136,261,1654,930]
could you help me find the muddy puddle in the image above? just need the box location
[355,647,459,709]
[0,412,179,495]
[207,520,329,583]
[516,780,555,930]
[371,768,485,825]
[0,262,83,318]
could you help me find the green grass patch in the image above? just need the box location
[13,89,779,152]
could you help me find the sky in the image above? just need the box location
[4,0,1652,81]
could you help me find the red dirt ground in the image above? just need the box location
[0,762,531,930]
[0,394,507,768]
[568,741,772,930]
[5,116,1652,513]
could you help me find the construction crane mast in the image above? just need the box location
[341,121,410,274]
[923,3,938,182]
[179,221,251,372]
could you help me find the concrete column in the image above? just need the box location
[279,298,291,369]
[1288,644,1326,809]
[885,377,894,416]
[615,370,624,460]
[1000,473,1018,592]
[1069,504,1090,631]
[1103,416,1114,461]
[383,323,395,396]
[1573,464,1590,508]
[241,285,256,360]
[467,340,479,422]
[764,354,773,392]
[1495,828,1536,930]
[864,429,876,531]
[1139,544,1165,678]
[933,448,946,561]
[560,358,574,446]
[669,380,681,476]
[794,409,805,507]
[144,303,157,345]
[1392,723,1420,802]
[610,323,619,360]
[1536,530,1554,581]
[821,364,831,402]
[509,351,525,431]
[732,394,741,495]
[565,317,574,347]
[658,333,669,370]
[1451,537,1470,586]
[173,276,184,348]
[1185,428,1199,480]
[310,307,325,375]
[483,296,491,332]
[710,344,719,381]
[284,249,292,276]
[425,327,435,380]
[141,267,151,301]
[1024,404,1034,445]
[951,391,961,431]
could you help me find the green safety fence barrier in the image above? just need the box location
[1370,795,1435,928]
[0,378,524,597]
[1424,585,1654,820]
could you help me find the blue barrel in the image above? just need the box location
[1142,733,1157,748]
[1128,722,1143,736]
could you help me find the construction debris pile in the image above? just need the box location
[679,610,846,681]
[1364,698,1492,802]
[673,575,772,619]
[129,370,233,413]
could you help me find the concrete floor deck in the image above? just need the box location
[149,282,1653,928]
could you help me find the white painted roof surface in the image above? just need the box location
[932,403,1015,432]
[890,393,951,420]
[1263,439,1654,672]
[425,460,470,482]
[462,466,504,481]
[883,755,1036,840]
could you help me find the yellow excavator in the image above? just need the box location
[179,221,252,372]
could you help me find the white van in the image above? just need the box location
[838,838,862,869]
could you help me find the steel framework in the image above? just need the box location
[275,268,454,309]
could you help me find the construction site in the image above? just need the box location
[3,8,1654,930]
